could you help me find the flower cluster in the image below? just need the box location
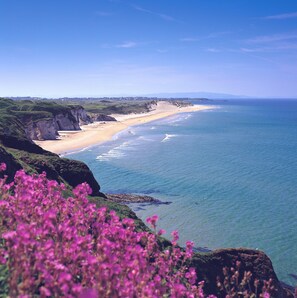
[0,164,210,297]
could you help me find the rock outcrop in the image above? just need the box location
[53,106,92,131]
[90,114,117,122]
[25,118,58,140]
[23,106,93,141]
[70,106,92,125]
[106,193,171,204]
[53,112,80,131]
[191,248,293,297]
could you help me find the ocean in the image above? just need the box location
[69,99,297,285]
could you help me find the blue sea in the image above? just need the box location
[69,99,297,285]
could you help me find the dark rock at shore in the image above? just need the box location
[191,248,294,297]
[193,246,212,253]
[105,193,171,205]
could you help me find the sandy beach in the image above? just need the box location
[34,101,213,155]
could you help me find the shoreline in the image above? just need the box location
[34,101,214,155]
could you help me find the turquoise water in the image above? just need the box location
[69,100,297,285]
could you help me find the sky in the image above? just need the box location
[0,0,297,98]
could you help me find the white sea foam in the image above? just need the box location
[184,114,192,120]
[96,141,131,161]
[161,134,178,142]
[165,113,193,126]
[61,145,93,157]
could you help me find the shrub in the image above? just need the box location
[216,261,274,298]
[0,163,209,297]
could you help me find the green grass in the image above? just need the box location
[10,110,53,122]
[50,98,155,115]
[0,114,27,141]
[0,264,8,297]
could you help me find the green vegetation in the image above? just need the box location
[0,114,26,141]
[55,98,156,115]
[0,264,8,298]
[0,98,80,116]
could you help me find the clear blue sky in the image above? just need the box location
[1,0,297,98]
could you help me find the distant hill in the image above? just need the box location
[144,92,250,99]
[8,93,251,100]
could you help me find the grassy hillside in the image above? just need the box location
[51,98,156,115]
[0,98,80,116]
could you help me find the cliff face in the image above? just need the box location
[53,112,80,131]
[70,106,92,125]
[23,107,93,141]
[25,118,58,140]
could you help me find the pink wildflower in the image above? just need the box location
[0,163,6,171]
[171,230,179,245]
[0,164,206,297]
